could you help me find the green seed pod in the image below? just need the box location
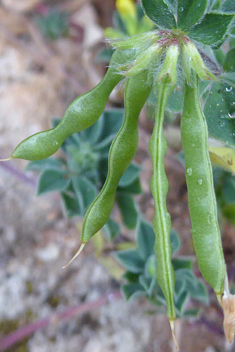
[11,49,135,161]
[81,69,153,244]
[181,73,225,298]
[149,82,176,321]
[64,69,153,267]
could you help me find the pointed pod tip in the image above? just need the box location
[169,320,179,351]
[62,243,86,269]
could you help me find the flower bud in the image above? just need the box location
[182,41,217,81]
[125,43,163,77]
[158,43,179,86]
[110,31,160,50]
[116,0,136,18]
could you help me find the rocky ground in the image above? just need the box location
[0,1,235,351]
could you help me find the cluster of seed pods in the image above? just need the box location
[5,29,234,347]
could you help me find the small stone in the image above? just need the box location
[36,244,60,262]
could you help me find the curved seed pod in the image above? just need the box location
[149,82,176,322]
[11,49,134,161]
[64,70,153,267]
[82,70,153,243]
[181,73,225,298]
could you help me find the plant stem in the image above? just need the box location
[0,290,122,351]
[0,159,37,187]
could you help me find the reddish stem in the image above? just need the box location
[0,159,37,187]
[0,291,122,351]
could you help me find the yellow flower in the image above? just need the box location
[116,0,136,18]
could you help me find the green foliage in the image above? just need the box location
[34,10,69,40]
[177,0,207,30]
[222,0,235,12]
[203,83,235,148]
[115,218,208,318]
[141,0,176,29]
[188,13,234,46]
[140,0,234,48]
[26,110,141,235]
[224,47,235,71]
[214,168,235,225]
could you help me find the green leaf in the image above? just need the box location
[123,271,140,283]
[188,13,234,46]
[214,48,226,66]
[96,47,114,63]
[72,176,97,214]
[93,137,113,155]
[222,72,235,86]
[208,0,221,11]
[116,193,138,229]
[186,280,209,304]
[118,178,142,194]
[175,290,188,314]
[176,150,185,167]
[170,230,180,253]
[94,110,124,154]
[175,269,208,304]
[139,275,156,296]
[229,30,235,49]
[25,158,65,171]
[204,81,235,148]
[222,176,235,204]
[175,268,196,284]
[81,114,104,146]
[222,0,235,12]
[172,257,193,271]
[149,83,184,112]
[177,0,207,31]
[61,192,81,217]
[141,0,176,29]
[175,277,186,298]
[224,47,235,72]
[222,203,235,225]
[165,0,177,13]
[103,218,121,241]
[146,254,157,277]
[35,11,69,40]
[119,163,141,187]
[136,218,155,260]
[139,275,152,291]
[213,33,230,49]
[182,308,200,318]
[97,110,124,142]
[114,249,145,273]
[37,170,70,195]
[166,84,184,112]
[122,283,146,300]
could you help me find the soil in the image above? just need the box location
[0,1,234,352]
